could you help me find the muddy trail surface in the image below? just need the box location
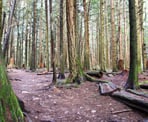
[8,69,148,122]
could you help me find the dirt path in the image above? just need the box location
[8,69,147,122]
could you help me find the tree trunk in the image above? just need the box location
[45,0,50,71]
[111,0,117,72]
[49,0,57,84]
[3,0,16,58]
[58,0,65,79]
[136,0,144,73]
[83,0,90,70]
[99,0,106,71]
[66,0,80,83]
[30,0,37,71]
[124,0,139,89]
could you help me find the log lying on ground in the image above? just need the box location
[111,90,148,113]
[84,73,108,83]
[140,84,148,89]
[99,82,120,95]
[85,71,103,78]
[37,72,51,75]
[127,89,148,98]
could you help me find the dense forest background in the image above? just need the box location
[1,0,147,73]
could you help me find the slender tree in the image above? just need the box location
[99,0,106,71]
[125,0,139,89]
[3,0,16,58]
[45,0,50,71]
[136,0,144,73]
[49,0,57,83]
[58,0,65,79]
[30,0,37,71]
[83,0,90,70]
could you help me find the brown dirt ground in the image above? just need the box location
[8,69,148,122]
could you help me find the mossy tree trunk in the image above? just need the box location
[124,0,139,89]
[0,1,24,121]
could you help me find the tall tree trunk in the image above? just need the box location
[25,14,29,67]
[111,0,117,71]
[83,0,90,70]
[16,24,21,68]
[1,12,6,46]
[99,0,106,71]
[124,0,139,89]
[30,0,37,71]
[45,0,50,71]
[58,0,65,79]
[66,0,80,83]
[136,0,144,73]
[118,0,123,60]
[123,1,129,69]
[3,0,16,58]
[105,0,111,70]
[49,0,57,84]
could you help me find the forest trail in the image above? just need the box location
[8,69,147,122]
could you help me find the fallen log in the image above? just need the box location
[99,82,120,95]
[84,73,108,83]
[140,84,148,89]
[127,89,148,98]
[85,71,103,78]
[111,90,148,113]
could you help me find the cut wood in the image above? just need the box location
[84,73,108,83]
[112,90,148,113]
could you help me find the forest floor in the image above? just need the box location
[8,69,148,122]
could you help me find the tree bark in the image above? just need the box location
[66,0,81,83]
[83,0,90,70]
[30,0,37,71]
[58,0,65,79]
[3,0,16,58]
[112,90,148,113]
[49,0,57,84]
[124,0,139,89]
[99,0,106,71]
[45,0,50,71]
[111,0,117,72]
